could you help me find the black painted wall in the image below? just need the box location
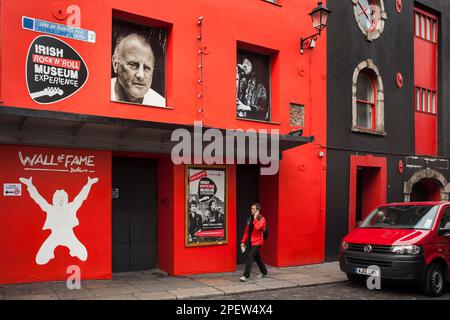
[325,0,450,261]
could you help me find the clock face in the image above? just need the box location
[353,0,386,41]
[355,0,376,32]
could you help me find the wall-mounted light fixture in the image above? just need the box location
[300,2,331,54]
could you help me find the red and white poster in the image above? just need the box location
[186,166,227,247]
[0,145,111,284]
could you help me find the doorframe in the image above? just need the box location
[349,154,387,232]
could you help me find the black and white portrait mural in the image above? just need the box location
[236,49,270,121]
[111,19,166,107]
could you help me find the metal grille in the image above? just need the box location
[348,243,392,254]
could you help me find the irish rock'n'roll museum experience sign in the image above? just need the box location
[26,35,89,104]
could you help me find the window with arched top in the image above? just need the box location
[352,60,385,135]
[356,71,376,129]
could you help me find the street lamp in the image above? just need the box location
[300,2,331,54]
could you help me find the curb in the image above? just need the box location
[183,278,349,300]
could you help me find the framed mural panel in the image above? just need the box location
[185,166,227,247]
[236,49,271,121]
[111,18,167,107]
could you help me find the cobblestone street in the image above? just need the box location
[1,261,450,300]
[205,280,450,300]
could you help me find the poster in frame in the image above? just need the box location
[185,165,227,247]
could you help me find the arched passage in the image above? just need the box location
[410,178,442,201]
[404,168,450,202]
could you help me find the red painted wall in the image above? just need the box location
[275,146,327,267]
[0,145,111,284]
[0,0,326,133]
[414,40,437,89]
[0,0,327,274]
[259,173,279,266]
[415,112,437,156]
[171,164,237,275]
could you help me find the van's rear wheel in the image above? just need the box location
[421,263,446,297]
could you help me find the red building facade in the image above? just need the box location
[0,0,327,284]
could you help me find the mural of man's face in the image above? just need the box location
[242,58,252,75]
[53,190,68,207]
[190,204,197,215]
[113,34,155,103]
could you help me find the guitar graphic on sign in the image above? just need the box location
[30,87,64,99]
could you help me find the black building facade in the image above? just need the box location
[325,0,450,260]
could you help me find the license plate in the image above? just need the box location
[355,267,380,277]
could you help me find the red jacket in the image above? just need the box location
[241,216,266,246]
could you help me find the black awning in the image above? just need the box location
[279,131,314,151]
[0,106,313,155]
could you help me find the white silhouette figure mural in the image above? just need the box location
[19,176,99,265]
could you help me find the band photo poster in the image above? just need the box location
[236,49,271,122]
[185,166,227,247]
[111,18,167,107]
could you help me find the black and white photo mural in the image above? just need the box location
[236,49,270,122]
[111,19,167,107]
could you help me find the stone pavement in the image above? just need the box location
[0,262,347,300]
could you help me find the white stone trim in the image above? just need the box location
[351,59,385,135]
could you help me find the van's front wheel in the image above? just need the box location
[421,263,446,297]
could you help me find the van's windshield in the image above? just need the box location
[360,205,439,230]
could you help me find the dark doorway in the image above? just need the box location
[411,178,442,202]
[236,165,260,264]
[411,181,429,202]
[355,167,381,224]
[112,157,158,272]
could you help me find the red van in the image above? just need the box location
[339,202,450,296]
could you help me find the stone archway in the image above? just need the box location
[404,168,450,202]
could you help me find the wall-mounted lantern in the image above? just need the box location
[300,2,331,54]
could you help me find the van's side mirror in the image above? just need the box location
[439,222,450,236]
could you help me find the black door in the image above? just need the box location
[236,165,260,264]
[112,157,157,272]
